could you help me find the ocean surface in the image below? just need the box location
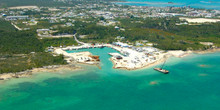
[0,47,220,110]
[115,0,220,10]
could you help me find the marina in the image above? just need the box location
[54,41,189,70]
[54,43,164,70]
[53,35,170,70]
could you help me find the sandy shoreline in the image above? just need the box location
[193,48,220,54]
[111,48,220,71]
[111,55,169,70]
[1,48,219,80]
[0,64,81,81]
[110,50,190,70]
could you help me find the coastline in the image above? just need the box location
[1,48,219,81]
[110,48,220,71]
[0,64,81,81]
[193,48,220,54]
[111,55,169,70]
[113,0,220,10]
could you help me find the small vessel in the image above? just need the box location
[168,2,174,4]
[154,59,169,74]
[154,68,169,74]
[100,45,104,48]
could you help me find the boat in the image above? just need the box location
[154,59,169,74]
[154,68,169,74]
[100,45,104,48]
[168,2,174,4]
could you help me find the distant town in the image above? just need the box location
[1,2,220,32]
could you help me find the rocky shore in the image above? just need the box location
[0,64,81,81]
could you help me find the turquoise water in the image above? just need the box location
[116,0,220,10]
[0,47,220,110]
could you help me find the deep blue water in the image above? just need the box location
[116,0,220,10]
[0,47,220,110]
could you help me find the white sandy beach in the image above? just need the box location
[180,17,220,23]
[9,6,38,9]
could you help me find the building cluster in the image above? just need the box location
[0,2,219,34]
[109,42,163,69]
[1,3,219,21]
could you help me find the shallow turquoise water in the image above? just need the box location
[116,0,220,10]
[0,47,220,110]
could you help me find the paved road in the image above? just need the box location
[74,34,87,45]
[11,23,22,30]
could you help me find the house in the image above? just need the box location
[135,42,143,46]
[5,16,28,20]
[116,36,125,40]
[116,56,123,60]
[37,29,50,32]
[113,42,130,48]
[115,26,120,30]
[200,42,214,46]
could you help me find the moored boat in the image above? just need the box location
[154,58,169,74]
[100,45,104,48]
[154,68,169,74]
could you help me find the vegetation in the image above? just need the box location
[77,17,220,50]
[0,30,43,54]
[0,19,17,32]
[0,13,219,74]
[0,0,68,7]
[30,53,67,68]
[78,24,123,43]
[0,53,66,74]
[0,19,68,74]
[41,37,78,48]
[0,0,119,8]
[52,26,76,35]
[124,28,204,50]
